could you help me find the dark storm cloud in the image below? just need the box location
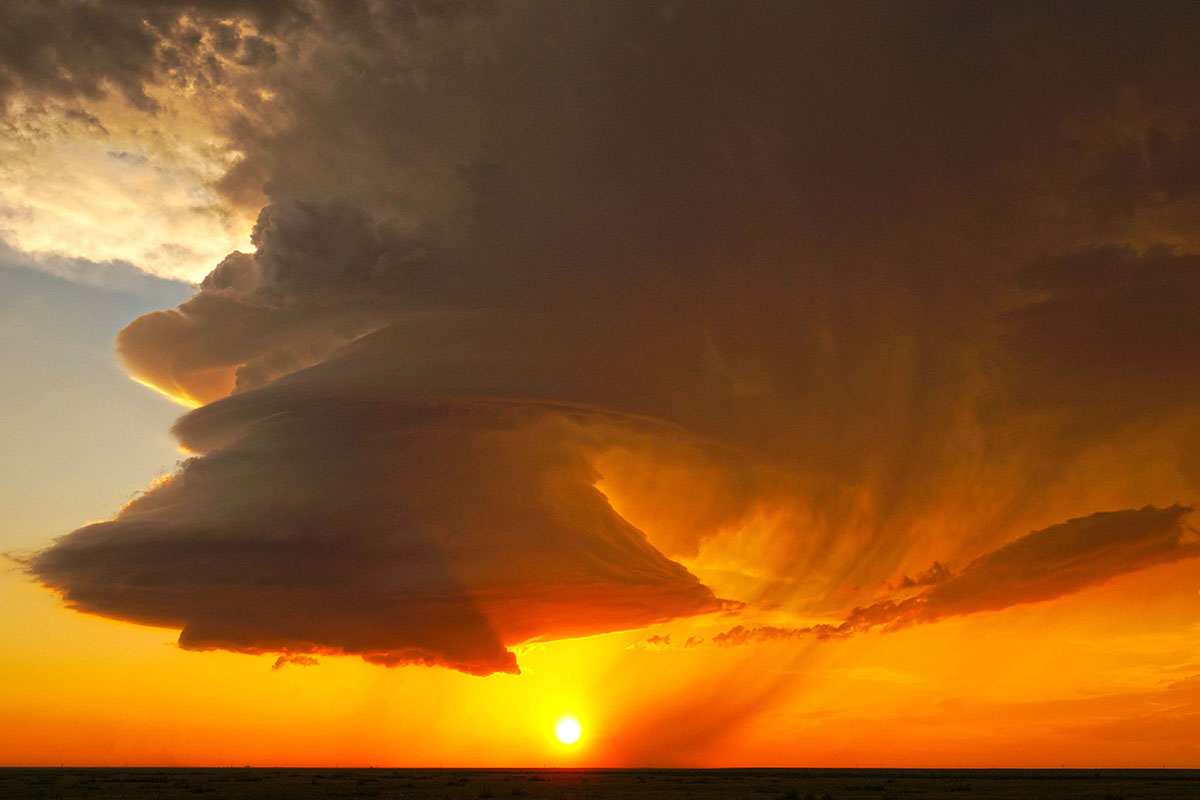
[1001,246,1200,415]
[29,386,721,675]
[0,1,161,109]
[0,1,297,110]
[1085,120,1200,219]
[207,0,1200,253]
[96,0,1200,452]
[23,1,1200,672]
[116,199,440,403]
[716,505,1200,646]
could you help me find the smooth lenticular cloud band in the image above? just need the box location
[30,375,725,675]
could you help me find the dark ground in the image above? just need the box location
[0,768,1196,800]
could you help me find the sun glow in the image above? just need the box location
[130,377,203,409]
[553,714,582,746]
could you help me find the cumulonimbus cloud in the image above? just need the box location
[15,1,1200,680]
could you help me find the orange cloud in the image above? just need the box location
[716,505,1199,645]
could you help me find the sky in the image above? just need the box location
[2,0,1200,767]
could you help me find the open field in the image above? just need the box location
[0,769,1197,800]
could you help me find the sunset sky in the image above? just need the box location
[3,0,1200,768]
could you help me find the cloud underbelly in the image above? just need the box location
[30,392,724,676]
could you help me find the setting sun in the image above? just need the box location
[554,714,582,746]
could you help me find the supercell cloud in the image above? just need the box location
[18,1,1200,674]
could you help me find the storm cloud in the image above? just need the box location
[115,199,439,404]
[30,380,722,675]
[18,0,1200,675]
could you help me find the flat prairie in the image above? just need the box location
[1,768,1197,800]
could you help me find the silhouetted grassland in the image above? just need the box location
[0,768,1196,799]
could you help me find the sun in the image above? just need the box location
[554,713,582,746]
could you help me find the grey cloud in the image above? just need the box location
[0,1,160,109]
[249,200,437,297]
[29,375,722,675]
[0,1,299,110]
[116,200,439,403]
